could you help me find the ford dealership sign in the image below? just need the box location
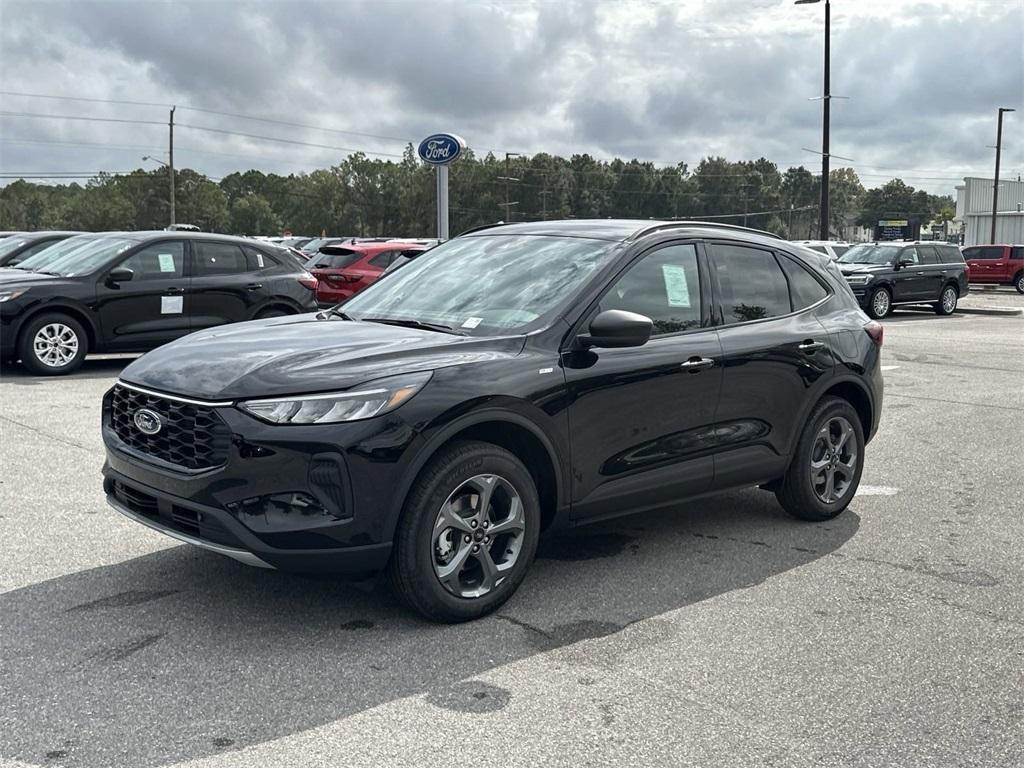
[417,134,466,166]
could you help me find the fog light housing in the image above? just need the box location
[227,492,343,533]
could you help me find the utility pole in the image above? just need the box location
[796,0,831,240]
[497,152,520,222]
[539,187,552,220]
[991,107,1015,244]
[168,106,176,228]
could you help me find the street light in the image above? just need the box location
[991,107,1016,244]
[142,154,175,227]
[796,0,831,241]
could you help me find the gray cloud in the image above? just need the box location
[1,0,1021,194]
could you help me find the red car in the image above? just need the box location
[964,244,1024,293]
[309,242,430,305]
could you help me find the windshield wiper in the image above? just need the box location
[362,317,467,336]
[317,305,354,321]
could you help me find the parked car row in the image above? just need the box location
[963,244,1024,293]
[0,231,318,375]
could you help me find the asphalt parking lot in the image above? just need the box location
[1,297,1022,768]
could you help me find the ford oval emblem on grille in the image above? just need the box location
[133,408,163,435]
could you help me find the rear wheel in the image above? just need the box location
[254,307,289,320]
[934,284,958,315]
[1014,272,1024,294]
[18,313,88,376]
[775,397,864,521]
[389,440,540,622]
[866,287,891,319]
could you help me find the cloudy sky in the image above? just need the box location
[1,0,1022,194]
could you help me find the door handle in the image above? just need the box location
[165,286,184,294]
[798,340,826,353]
[680,357,715,372]
[246,283,263,290]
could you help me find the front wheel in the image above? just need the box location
[866,287,891,319]
[934,284,958,315]
[389,440,541,622]
[18,313,89,376]
[775,397,865,521]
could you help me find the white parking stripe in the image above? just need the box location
[880,365,900,372]
[856,485,900,496]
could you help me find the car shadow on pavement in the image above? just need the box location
[0,357,132,384]
[0,489,859,768]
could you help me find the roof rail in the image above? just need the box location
[630,220,784,241]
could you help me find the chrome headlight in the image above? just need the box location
[845,274,875,286]
[237,371,432,424]
[0,288,28,303]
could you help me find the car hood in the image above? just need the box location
[837,263,891,275]
[120,314,527,400]
[0,270,64,285]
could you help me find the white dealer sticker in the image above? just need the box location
[161,296,183,314]
[661,264,691,308]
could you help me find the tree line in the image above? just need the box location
[0,146,954,240]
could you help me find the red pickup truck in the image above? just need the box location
[963,245,1024,293]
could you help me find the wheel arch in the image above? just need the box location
[16,302,99,354]
[787,375,877,456]
[388,409,567,540]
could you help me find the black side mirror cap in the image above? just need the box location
[578,309,653,349]
[107,267,134,283]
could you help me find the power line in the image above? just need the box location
[0,111,165,126]
[175,122,406,158]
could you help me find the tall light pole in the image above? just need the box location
[142,154,175,228]
[168,106,176,228]
[991,107,1015,244]
[497,152,521,222]
[796,0,830,240]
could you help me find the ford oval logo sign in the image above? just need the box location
[133,408,163,435]
[417,134,466,166]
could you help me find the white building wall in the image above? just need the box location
[964,213,1024,246]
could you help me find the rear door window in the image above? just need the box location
[1013,247,1024,261]
[599,243,703,336]
[710,243,792,324]
[778,254,829,309]
[194,242,249,276]
[963,246,1003,260]
[900,246,921,265]
[118,241,186,280]
[920,246,941,265]
[939,245,965,263]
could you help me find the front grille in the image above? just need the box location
[109,384,232,470]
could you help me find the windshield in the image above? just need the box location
[342,234,619,335]
[15,236,137,276]
[0,237,29,257]
[837,244,901,265]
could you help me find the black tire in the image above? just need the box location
[934,284,958,315]
[254,307,289,320]
[18,313,88,376]
[388,440,541,622]
[865,286,891,319]
[1014,272,1024,295]
[775,396,865,522]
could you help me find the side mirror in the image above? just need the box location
[107,267,134,283]
[896,258,915,269]
[578,309,652,349]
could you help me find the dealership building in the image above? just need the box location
[955,176,1024,246]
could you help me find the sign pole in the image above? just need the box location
[418,133,466,243]
[436,164,449,242]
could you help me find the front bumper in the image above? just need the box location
[101,385,423,574]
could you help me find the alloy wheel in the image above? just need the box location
[941,287,957,313]
[872,290,890,317]
[809,416,858,504]
[32,323,79,368]
[432,474,526,599]
[1016,275,1024,294]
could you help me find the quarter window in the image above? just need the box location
[244,246,279,271]
[1013,247,1024,261]
[778,255,829,309]
[369,250,398,268]
[118,242,185,280]
[194,242,248,276]
[711,244,791,324]
[598,244,702,335]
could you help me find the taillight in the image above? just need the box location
[864,320,883,346]
[298,276,318,291]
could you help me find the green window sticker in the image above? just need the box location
[158,253,177,272]
[661,264,691,307]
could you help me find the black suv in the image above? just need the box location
[101,220,883,622]
[836,241,968,319]
[1,231,318,375]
